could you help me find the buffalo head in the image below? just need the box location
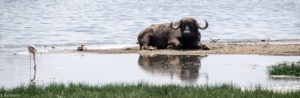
[171,17,208,36]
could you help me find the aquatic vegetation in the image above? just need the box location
[268,62,300,76]
[1,83,300,98]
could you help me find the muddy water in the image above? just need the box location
[0,53,299,89]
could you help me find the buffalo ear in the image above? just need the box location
[170,21,180,30]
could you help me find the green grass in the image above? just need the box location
[1,83,300,98]
[268,63,300,76]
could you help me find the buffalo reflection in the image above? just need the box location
[138,54,208,83]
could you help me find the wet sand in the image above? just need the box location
[81,42,300,56]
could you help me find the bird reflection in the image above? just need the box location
[138,54,208,83]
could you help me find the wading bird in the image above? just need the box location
[28,45,37,81]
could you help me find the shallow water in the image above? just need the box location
[0,0,299,49]
[0,53,299,89]
[0,0,300,90]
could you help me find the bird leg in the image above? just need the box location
[32,53,36,81]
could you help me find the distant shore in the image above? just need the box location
[69,40,300,56]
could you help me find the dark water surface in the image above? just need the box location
[0,53,299,89]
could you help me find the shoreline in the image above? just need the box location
[73,42,300,56]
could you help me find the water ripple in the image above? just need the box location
[0,0,299,46]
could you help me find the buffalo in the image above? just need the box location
[137,17,209,50]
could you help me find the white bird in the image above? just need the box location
[260,32,266,42]
[28,45,37,81]
[209,38,220,43]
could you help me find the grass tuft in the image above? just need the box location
[268,62,300,76]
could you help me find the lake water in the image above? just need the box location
[0,0,299,49]
[0,53,300,89]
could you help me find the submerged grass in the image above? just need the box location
[268,63,300,76]
[1,83,300,98]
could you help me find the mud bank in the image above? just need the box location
[80,42,300,56]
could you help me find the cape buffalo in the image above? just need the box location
[137,17,209,50]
